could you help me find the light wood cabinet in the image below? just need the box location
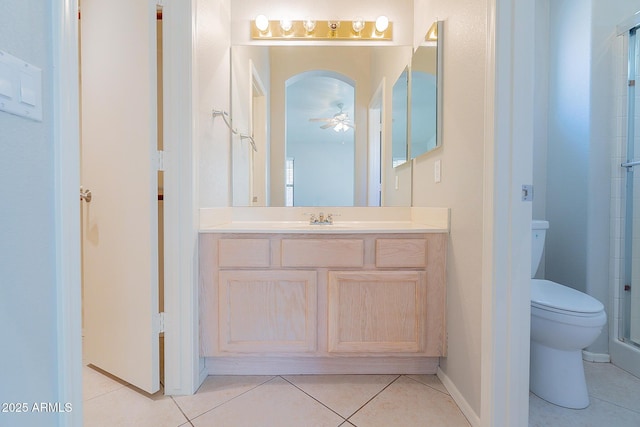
[218,270,317,353]
[199,232,447,375]
[328,271,426,353]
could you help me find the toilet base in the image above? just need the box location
[529,341,590,409]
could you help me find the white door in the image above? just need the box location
[80,0,160,394]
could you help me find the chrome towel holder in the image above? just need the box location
[212,109,257,152]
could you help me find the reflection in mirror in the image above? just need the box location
[392,68,409,168]
[230,45,412,207]
[410,21,443,159]
[286,72,355,206]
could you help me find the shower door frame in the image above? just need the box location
[611,17,640,379]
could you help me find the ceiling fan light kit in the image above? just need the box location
[251,16,392,41]
[309,103,355,132]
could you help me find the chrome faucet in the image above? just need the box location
[305,212,334,225]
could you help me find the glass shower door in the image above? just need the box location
[623,26,640,346]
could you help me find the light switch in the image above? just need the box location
[434,160,441,183]
[0,50,42,122]
[19,72,37,106]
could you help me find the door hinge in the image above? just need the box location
[630,80,636,87]
[156,150,165,171]
[157,312,166,334]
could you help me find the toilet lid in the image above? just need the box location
[531,279,604,314]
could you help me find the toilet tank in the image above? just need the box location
[531,220,549,277]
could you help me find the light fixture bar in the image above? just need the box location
[251,19,393,41]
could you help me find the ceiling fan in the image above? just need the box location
[309,103,355,132]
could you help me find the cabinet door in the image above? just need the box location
[218,270,317,353]
[328,271,427,353]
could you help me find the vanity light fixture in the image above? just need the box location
[279,18,293,32]
[375,15,389,33]
[352,18,365,34]
[328,20,340,32]
[250,16,392,41]
[255,14,269,33]
[303,18,316,33]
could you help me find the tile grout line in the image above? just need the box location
[588,394,640,415]
[170,396,194,426]
[279,375,347,423]
[82,383,127,403]
[182,376,278,423]
[402,374,453,397]
[344,374,402,423]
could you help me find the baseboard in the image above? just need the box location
[582,350,610,363]
[198,357,208,387]
[205,356,439,375]
[437,367,480,427]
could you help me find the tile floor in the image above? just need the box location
[83,367,470,427]
[83,360,640,427]
[529,361,640,427]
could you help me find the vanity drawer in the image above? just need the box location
[281,239,364,268]
[218,239,271,268]
[375,239,427,268]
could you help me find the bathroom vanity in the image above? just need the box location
[199,207,449,375]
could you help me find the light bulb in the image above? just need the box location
[375,15,389,33]
[303,18,316,33]
[352,18,365,34]
[279,18,293,32]
[255,15,269,33]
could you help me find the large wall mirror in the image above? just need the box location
[410,21,443,159]
[387,21,443,170]
[392,68,409,168]
[231,45,412,207]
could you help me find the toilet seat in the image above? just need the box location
[531,279,604,316]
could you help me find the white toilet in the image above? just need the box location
[530,220,607,409]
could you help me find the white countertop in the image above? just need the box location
[200,220,448,234]
[199,207,450,234]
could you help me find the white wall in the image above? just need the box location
[197,0,232,207]
[0,1,63,426]
[545,0,591,294]
[534,0,640,355]
[412,0,488,418]
[230,45,270,206]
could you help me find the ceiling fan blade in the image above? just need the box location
[309,118,332,122]
[320,123,334,129]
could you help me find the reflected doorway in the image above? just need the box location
[285,71,355,206]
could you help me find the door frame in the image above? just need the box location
[368,79,384,207]
[54,2,200,424]
[480,0,534,425]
